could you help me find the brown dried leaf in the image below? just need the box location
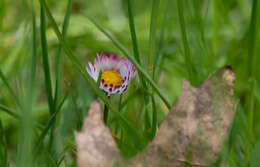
[139,66,237,167]
[74,100,123,167]
[75,66,237,167]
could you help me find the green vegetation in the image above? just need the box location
[0,0,259,166]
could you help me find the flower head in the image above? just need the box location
[86,52,137,97]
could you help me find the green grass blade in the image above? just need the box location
[38,0,144,143]
[248,0,259,78]
[212,0,219,55]
[16,11,38,163]
[126,0,147,91]
[0,104,20,119]
[0,120,9,167]
[35,91,69,153]
[86,17,171,110]
[152,0,168,81]
[0,104,43,130]
[0,69,20,105]
[54,0,73,107]
[30,10,38,92]
[126,0,141,63]
[126,0,150,137]
[247,0,259,157]
[149,0,160,68]
[177,0,196,85]
[40,6,57,153]
[16,92,34,167]
[248,79,256,138]
[117,89,139,112]
[150,96,157,139]
[118,94,123,111]
[192,0,206,44]
[40,7,55,114]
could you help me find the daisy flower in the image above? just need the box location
[86,52,137,97]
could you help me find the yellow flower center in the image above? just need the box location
[101,70,122,87]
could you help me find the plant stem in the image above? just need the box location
[104,104,109,125]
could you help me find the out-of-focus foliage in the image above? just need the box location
[0,0,259,166]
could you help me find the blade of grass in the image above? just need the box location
[124,0,151,139]
[110,89,140,124]
[247,1,259,160]
[30,9,38,93]
[0,104,44,130]
[248,79,256,138]
[40,7,55,115]
[126,0,140,63]
[149,0,160,68]
[153,0,168,81]
[35,91,69,153]
[16,10,39,165]
[248,0,258,78]
[0,104,20,119]
[54,0,73,107]
[49,1,72,158]
[86,16,171,110]
[38,0,144,144]
[212,0,219,55]
[177,0,197,85]
[118,94,123,111]
[192,0,206,44]
[16,90,34,167]
[0,69,20,105]
[0,120,9,167]
[150,96,157,139]
[126,0,147,91]
[57,152,66,167]
[40,6,58,153]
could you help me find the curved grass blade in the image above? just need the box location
[0,104,19,119]
[0,104,43,130]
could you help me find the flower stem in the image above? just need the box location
[104,104,109,125]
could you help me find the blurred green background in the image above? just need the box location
[0,0,260,166]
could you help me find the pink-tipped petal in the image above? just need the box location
[109,54,118,61]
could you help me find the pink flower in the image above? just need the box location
[86,52,137,97]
